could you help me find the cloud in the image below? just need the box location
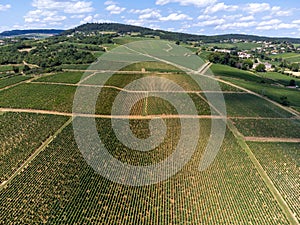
[129,8,154,14]
[256,22,299,30]
[156,0,216,7]
[293,20,300,24]
[24,9,66,23]
[215,21,257,30]
[195,18,225,27]
[246,3,270,14]
[204,2,238,14]
[31,0,94,14]
[271,6,292,17]
[105,4,126,14]
[258,19,281,26]
[0,4,11,11]
[139,11,161,20]
[159,13,192,21]
[239,15,254,22]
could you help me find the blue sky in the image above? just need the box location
[0,0,299,37]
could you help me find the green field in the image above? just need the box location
[0,75,31,89]
[257,72,300,86]
[223,93,293,118]
[0,119,290,224]
[203,42,261,50]
[0,112,68,182]
[211,64,266,83]
[223,77,300,109]
[248,142,300,223]
[270,52,300,63]
[0,83,76,112]
[233,119,300,138]
[34,72,84,84]
[1,34,300,224]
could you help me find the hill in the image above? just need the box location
[63,22,300,43]
[0,29,65,37]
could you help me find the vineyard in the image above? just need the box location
[0,39,299,224]
[248,142,300,222]
[232,119,300,138]
[0,120,291,224]
[0,112,68,182]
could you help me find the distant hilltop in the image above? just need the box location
[0,29,65,37]
[1,23,300,44]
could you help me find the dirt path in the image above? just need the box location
[244,137,300,143]
[0,77,35,92]
[0,107,227,119]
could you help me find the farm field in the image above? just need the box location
[0,112,68,182]
[270,52,300,63]
[232,119,300,138]
[248,142,300,223]
[0,36,299,225]
[0,75,32,89]
[257,72,300,86]
[34,72,84,84]
[0,119,291,224]
[222,93,294,118]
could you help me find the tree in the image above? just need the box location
[255,63,266,72]
[280,96,290,106]
[12,66,19,73]
[242,59,253,70]
[289,79,296,87]
[290,63,299,72]
[23,65,30,73]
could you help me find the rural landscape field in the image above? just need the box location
[0,2,300,224]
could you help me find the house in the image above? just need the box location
[253,62,273,71]
[214,49,231,53]
[238,52,252,59]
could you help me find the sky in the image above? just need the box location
[0,0,300,37]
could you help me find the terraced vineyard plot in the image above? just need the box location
[232,119,300,138]
[34,72,84,84]
[248,142,300,223]
[0,112,68,182]
[224,93,294,118]
[0,119,290,224]
[60,64,90,70]
[222,77,300,109]
[120,61,184,73]
[0,76,31,89]
[0,83,76,112]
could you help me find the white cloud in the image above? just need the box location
[277,23,298,29]
[195,18,225,27]
[156,0,216,7]
[139,11,161,20]
[31,0,94,14]
[105,4,126,14]
[129,8,153,14]
[0,4,11,11]
[159,13,192,21]
[271,6,292,17]
[81,15,93,23]
[258,19,281,26]
[215,21,257,30]
[104,1,116,5]
[246,3,270,14]
[256,25,273,31]
[239,15,254,22]
[24,9,66,23]
[204,2,238,14]
[197,15,217,20]
[293,20,300,24]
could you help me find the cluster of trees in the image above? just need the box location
[208,52,255,70]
